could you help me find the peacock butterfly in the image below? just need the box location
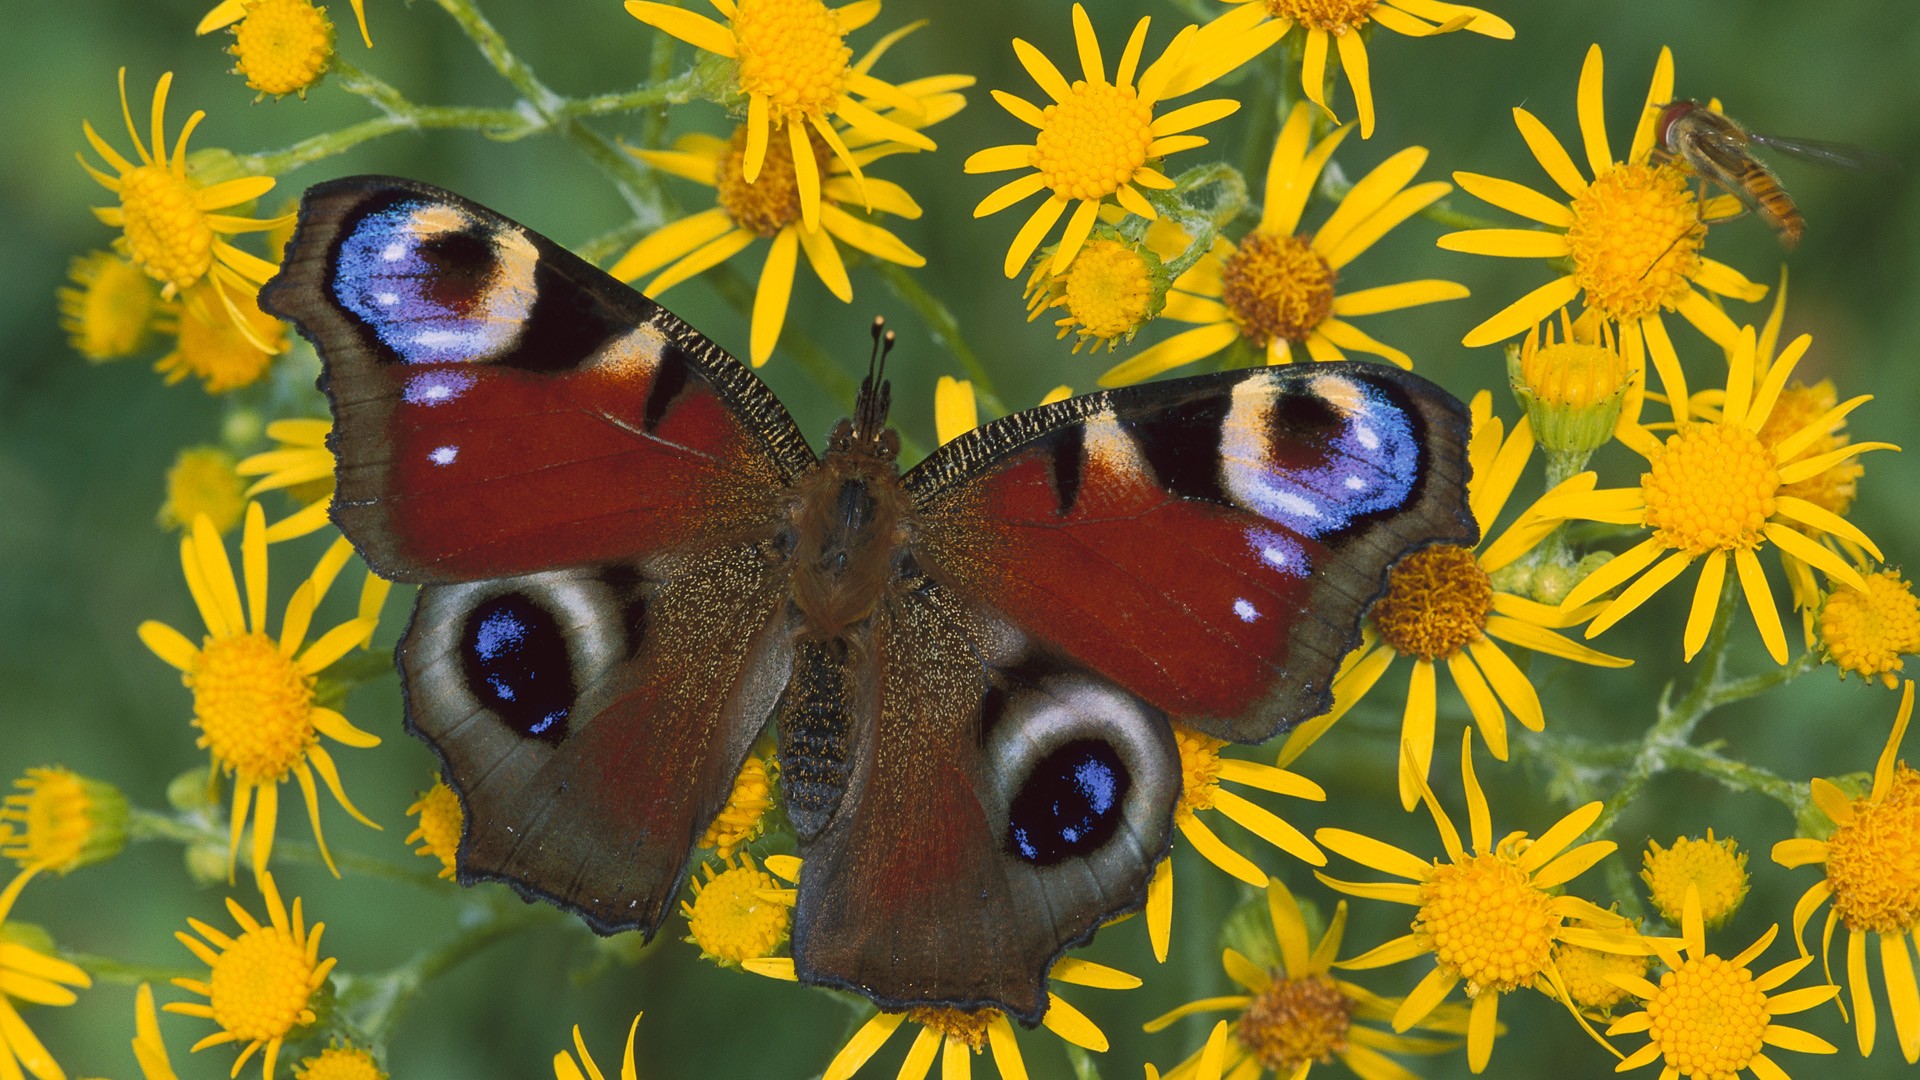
[259,176,1476,1022]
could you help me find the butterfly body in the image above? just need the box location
[261,176,1476,1022]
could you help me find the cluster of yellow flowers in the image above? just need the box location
[20,0,1920,1077]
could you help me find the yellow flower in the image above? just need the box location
[1820,569,1920,689]
[293,1044,385,1080]
[1606,884,1839,1078]
[133,983,181,1080]
[167,871,334,1080]
[808,957,1138,1080]
[2,767,129,874]
[1549,916,1650,1018]
[224,0,336,100]
[203,0,369,49]
[404,776,462,880]
[1023,236,1163,353]
[1143,724,1327,963]
[1175,0,1514,139]
[681,853,792,966]
[0,865,92,1080]
[59,249,160,361]
[1283,391,1629,809]
[699,754,774,857]
[137,504,384,880]
[553,1015,642,1080]
[1440,45,1768,391]
[965,4,1239,278]
[1510,307,1634,461]
[1144,878,1466,1079]
[1774,681,1920,1063]
[78,70,290,352]
[155,279,287,394]
[1316,729,1647,1073]
[1102,103,1466,386]
[932,378,1071,448]
[235,418,337,542]
[159,446,248,535]
[1555,326,1896,664]
[1642,831,1749,930]
[626,0,946,229]
[612,100,949,366]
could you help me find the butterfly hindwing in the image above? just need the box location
[260,175,815,584]
[904,363,1475,742]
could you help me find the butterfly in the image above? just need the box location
[259,176,1475,1023]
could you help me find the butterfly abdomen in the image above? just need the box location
[776,638,856,841]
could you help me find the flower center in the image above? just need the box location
[231,0,334,98]
[120,164,215,290]
[1370,545,1493,661]
[208,926,318,1043]
[166,282,285,393]
[406,779,463,879]
[1820,570,1920,687]
[1521,340,1627,410]
[732,0,851,119]
[189,632,318,784]
[1061,240,1155,341]
[1823,768,1920,934]
[1220,231,1337,346]
[1235,973,1354,1072]
[1643,955,1770,1077]
[60,251,158,360]
[685,863,788,963]
[1415,852,1558,993]
[162,447,247,534]
[1640,834,1748,930]
[1265,0,1379,33]
[700,755,774,857]
[1640,423,1779,555]
[1565,163,1702,322]
[716,123,825,236]
[907,1006,994,1051]
[294,1045,385,1080]
[1033,81,1153,202]
[3,767,126,874]
[1552,931,1647,1015]
[1172,723,1226,822]
[1757,380,1859,519]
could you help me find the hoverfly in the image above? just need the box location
[1654,99,1890,249]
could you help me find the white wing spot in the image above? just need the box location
[1233,598,1259,623]
[429,445,459,466]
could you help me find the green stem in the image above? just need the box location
[127,807,451,891]
[60,951,198,987]
[1660,744,1804,812]
[876,264,1007,417]
[431,0,561,114]
[567,73,701,120]
[343,902,560,1045]
[1152,162,1250,284]
[239,108,529,176]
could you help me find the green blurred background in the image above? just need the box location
[3,0,1918,1076]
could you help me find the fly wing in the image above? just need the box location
[1748,132,1897,172]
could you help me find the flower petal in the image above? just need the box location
[1452,171,1573,227]
[1012,37,1072,102]
[625,1,737,57]
[1575,44,1612,176]
[1436,228,1570,259]
[1098,322,1238,386]
[1627,47,1675,164]
[1460,274,1581,348]
[1332,279,1468,317]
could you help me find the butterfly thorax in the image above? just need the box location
[788,417,909,641]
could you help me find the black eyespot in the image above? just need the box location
[460,592,575,745]
[1006,739,1130,865]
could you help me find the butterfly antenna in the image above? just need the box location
[855,316,897,442]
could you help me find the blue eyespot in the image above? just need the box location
[1007,739,1130,865]
[460,593,574,745]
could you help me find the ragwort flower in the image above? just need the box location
[1440,46,1768,389]
[138,505,384,879]
[1282,392,1628,809]
[1606,885,1839,1079]
[1774,680,1920,1062]
[699,753,775,857]
[235,418,336,542]
[202,0,370,49]
[626,0,944,229]
[0,866,92,1080]
[167,871,334,1080]
[1174,0,1514,139]
[1641,831,1749,930]
[221,0,336,100]
[1316,729,1646,1072]
[1820,569,1920,689]
[966,5,1240,277]
[613,94,953,366]
[1144,878,1467,1079]
[681,853,791,967]
[78,70,289,352]
[404,775,462,880]
[294,1044,386,1080]
[159,446,248,536]
[554,1015,642,1080]
[1102,103,1465,386]
[2,766,129,875]
[154,277,287,395]
[59,249,160,361]
[1554,326,1896,663]
[1023,235,1164,354]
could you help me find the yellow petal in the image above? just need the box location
[1460,275,1581,348]
[625,1,737,56]
[1012,37,1072,102]
[1436,228,1571,259]
[1452,171,1573,227]
[1575,44,1612,177]
[1098,322,1238,386]
[1513,106,1588,198]
[608,208,733,283]
[1040,992,1107,1051]
[1332,279,1468,318]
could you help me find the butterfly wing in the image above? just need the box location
[904,363,1475,741]
[790,363,1471,1020]
[260,175,815,584]
[262,177,810,935]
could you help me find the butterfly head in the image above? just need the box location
[835,316,900,462]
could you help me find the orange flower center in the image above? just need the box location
[1370,545,1493,661]
[907,1006,994,1051]
[1565,163,1702,322]
[1265,0,1378,33]
[1236,972,1354,1072]
[1220,231,1337,347]
[190,632,317,784]
[731,0,851,118]
[1824,767,1920,934]
[1640,422,1779,555]
[717,123,823,236]
[1642,955,1769,1077]
[1172,723,1226,822]
[1033,81,1153,201]
[1415,852,1558,993]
